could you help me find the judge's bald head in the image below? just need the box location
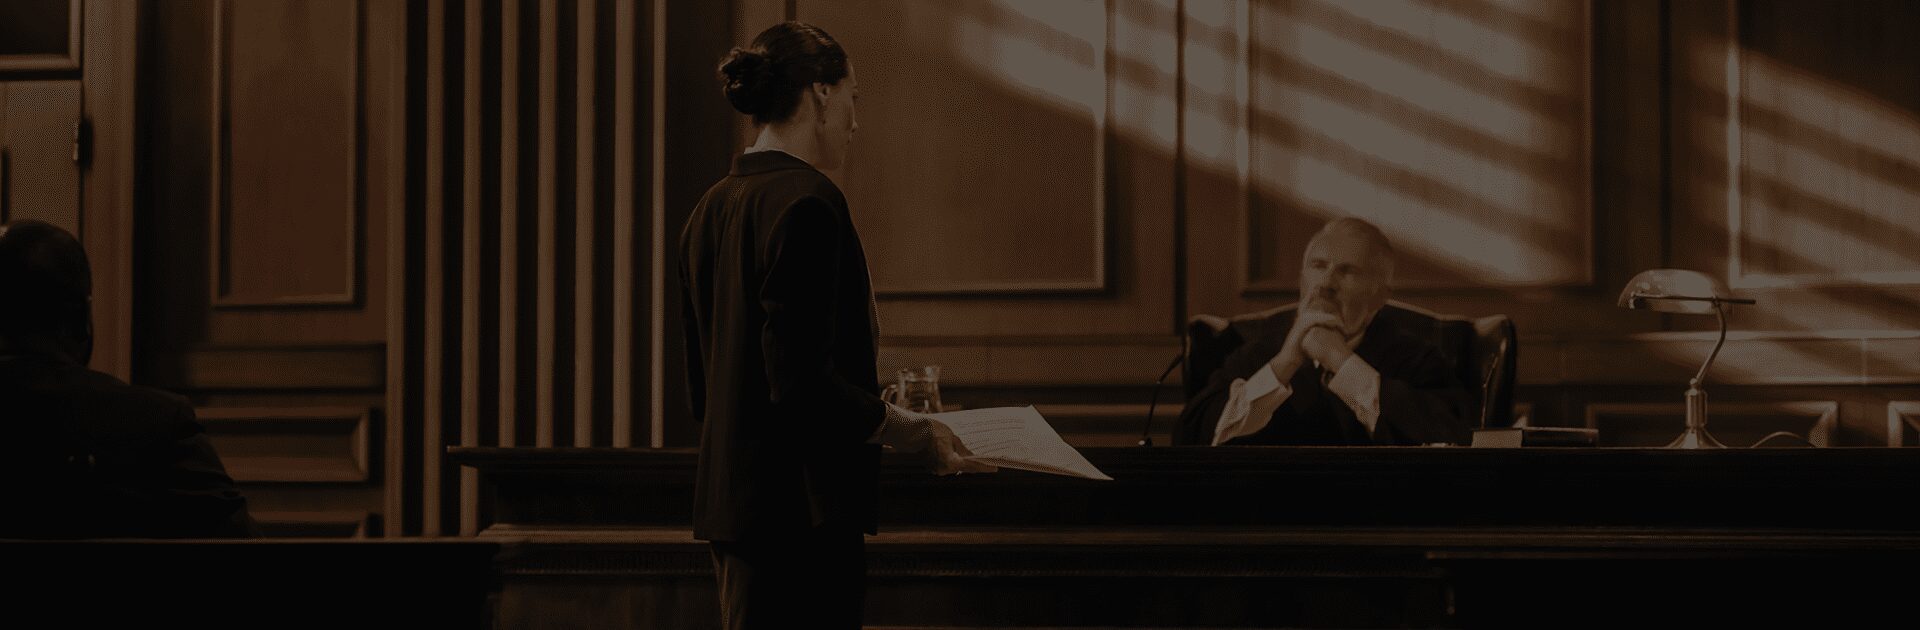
[0,220,93,360]
[1299,217,1394,338]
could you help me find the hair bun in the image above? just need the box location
[719,47,777,116]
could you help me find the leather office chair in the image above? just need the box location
[1184,301,1519,429]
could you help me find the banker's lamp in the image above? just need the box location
[1617,269,1756,449]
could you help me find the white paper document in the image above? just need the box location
[928,406,1112,480]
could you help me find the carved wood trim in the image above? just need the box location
[198,406,373,483]
[1888,401,1920,447]
[0,0,82,73]
[151,345,386,390]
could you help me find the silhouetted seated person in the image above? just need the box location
[1175,218,1473,446]
[0,220,257,538]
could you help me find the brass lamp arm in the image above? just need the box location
[1693,301,1728,388]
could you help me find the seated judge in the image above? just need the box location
[0,220,258,538]
[1175,218,1473,446]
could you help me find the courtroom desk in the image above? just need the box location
[0,539,501,628]
[452,447,1920,628]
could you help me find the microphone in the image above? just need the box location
[1138,351,1186,447]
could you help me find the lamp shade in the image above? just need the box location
[1617,269,1738,315]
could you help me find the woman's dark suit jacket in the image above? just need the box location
[679,150,886,543]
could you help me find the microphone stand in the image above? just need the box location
[1138,352,1185,447]
[1481,336,1509,430]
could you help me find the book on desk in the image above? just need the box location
[1470,426,1599,447]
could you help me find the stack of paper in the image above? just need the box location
[928,406,1112,480]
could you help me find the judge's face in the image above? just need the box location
[813,63,860,171]
[1298,228,1391,338]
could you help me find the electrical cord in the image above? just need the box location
[1748,431,1814,448]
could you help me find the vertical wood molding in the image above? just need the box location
[380,0,410,538]
[1,138,9,224]
[208,0,364,308]
[534,0,559,448]
[612,0,638,448]
[81,0,142,381]
[498,0,524,449]
[459,0,486,538]
[648,0,669,448]
[395,0,664,536]
[572,0,598,447]
[420,0,447,537]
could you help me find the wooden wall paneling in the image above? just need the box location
[1728,0,1920,288]
[1241,0,1593,292]
[459,0,488,538]
[1588,0,1672,325]
[80,0,143,381]
[573,0,599,447]
[1865,337,1920,385]
[1550,334,1866,386]
[1185,0,1623,341]
[612,0,639,448]
[1519,383,1920,443]
[1671,0,1920,334]
[391,0,668,533]
[878,338,1184,390]
[0,81,81,228]
[148,345,386,390]
[1585,400,1838,447]
[198,406,372,483]
[811,0,1108,296]
[140,0,394,537]
[382,0,414,538]
[0,85,6,223]
[651,0,669,447]
[143,0,389,352]
[1182,1,1651,343]
[1181,0,1252,335]
[0,0,81,72]
[499,0,526,450]
[535,0,559,448]
[420,0,448,537]
[795,0,1178,339]
[209,0,359,308]
[1889,401,1920,447]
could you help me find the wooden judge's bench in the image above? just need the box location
[451,447,1920,629]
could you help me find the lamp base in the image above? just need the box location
[1665,426,1726,449]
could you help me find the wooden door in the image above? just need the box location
[138,0,405,537]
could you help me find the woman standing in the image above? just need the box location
[678,21,991,629]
